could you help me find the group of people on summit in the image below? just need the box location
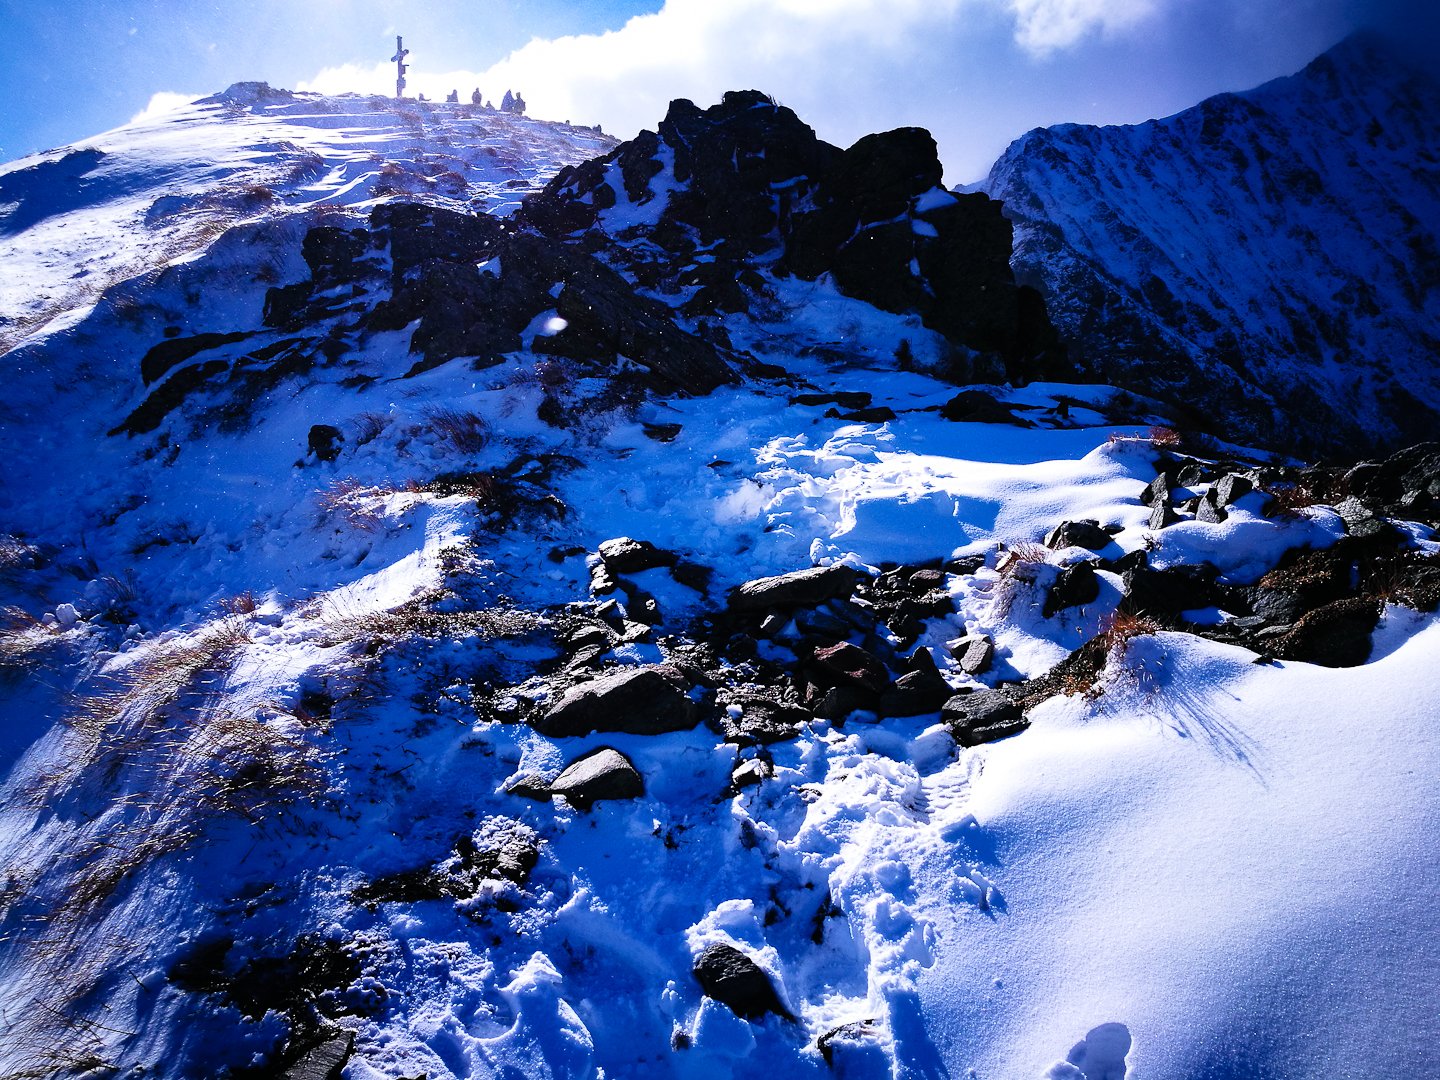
[438,87,526,113]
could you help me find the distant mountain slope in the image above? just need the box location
[0,82,614,350]
[984,34,1440,456]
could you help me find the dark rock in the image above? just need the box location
[140,331,249,385]
[692,942,794,1021]
[1269,597,1381,667]
[792,391,872,410]
[111,358,230,436]
[1043,561,1100,617]
[939,390,1023,425]
[729,564,860,612]
[1141,473,1173,507]
[832,406,897,423]
[549,747,644,809]
[811,641,890,693]
[598,537,676,574]
[308,424,344,463]
[950,634,994,675]
[1195,493,1229,524]
[534,665,698,737]
[671,561,714,593]
[717,695,811,745]
[643,422,683,442]
[942,690,1028,747]
[879,667,953,716]
[1212,473,1255,506]
[1122,563,1217,618]
[811,684,878,721]
[1148,502,1183,529]
[505,774,554,802]
[1045,519,1113,551]
[278,1029,354,1080]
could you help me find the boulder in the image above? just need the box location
[878,667,953,717]
[597,537,676,574]
[728,564,860,612]
[692,943,794,1021]
[949,634,994,676]
[1269,597,1380,668]
[307,424,343,462]
[810,641,889,693]
[535,665,698,737]
[943,690,1028,747]
[1045,519,1113,551]
[549,747,644,809]
[1043,561,1100,617]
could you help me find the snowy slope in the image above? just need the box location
[984,34,1440,456]
[0,78,1437,1080]
[0,82,614,351]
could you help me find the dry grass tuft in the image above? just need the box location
[1056,609,1166,701]
[316,477,392,532]
[425,407,489,455]
[0,607,62,672]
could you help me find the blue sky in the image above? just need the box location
[0,0,1431,182]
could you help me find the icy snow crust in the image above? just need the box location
[0,92,1437,1080]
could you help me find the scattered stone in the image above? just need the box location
[549,747,644,809]
[810,641,889,693]
[307,424,344,462]
[504,774,553,802]
[792,391,872,410]
[1268,597,1381,668]
[731,756,772,788]
[728,564,860,612]
[534,665,699,737]
[950,634,994,676]
[1195,493,1229,524]
[692,943,794,1021]
[827,405,896,423]
[598,536,676,574]
[1211,473,1254,506]
[717,695,811,745]
[1141,473,1173,507]
[943,690,1028,747]
[1044,519,1113,551]
[1148,502,1182,529]
[278,1028,354,1080]
[1043,561,1100,617]
[879,667,953,717]
[1122,563,1217,619]
[811,684,877,722]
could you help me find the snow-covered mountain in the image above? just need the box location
[984,33,1440,456]
[0,75,1437,1080]
[0,82,614,353]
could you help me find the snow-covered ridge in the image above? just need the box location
[984,33,1440,456]
[0,69,1437,1080]
[0,83,614,351]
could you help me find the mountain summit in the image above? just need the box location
[985,33,1440,456]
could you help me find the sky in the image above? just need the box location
[0,0,1434,183]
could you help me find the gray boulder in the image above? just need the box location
[550,747,644,809]
[535,665,698,737]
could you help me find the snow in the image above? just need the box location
[0,75,1436,1080]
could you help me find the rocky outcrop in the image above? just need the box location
[524,91,1065,381]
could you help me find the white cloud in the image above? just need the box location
[1008,0,1161,53]
[295,0,1172,179]
[128,91,202,126]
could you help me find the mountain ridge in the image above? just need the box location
[984,31,1440,456]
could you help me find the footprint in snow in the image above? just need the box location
[1044,1022,1131,1080]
